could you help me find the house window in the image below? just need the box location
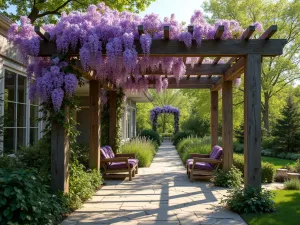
[2,69,39,154]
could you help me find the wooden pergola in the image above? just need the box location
[35,24,286,193]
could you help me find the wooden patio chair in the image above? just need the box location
[186,145,223,180]
[100,146,138,181]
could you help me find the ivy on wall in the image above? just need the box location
[100,89,125,151]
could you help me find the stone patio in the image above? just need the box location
[62,141,246,225]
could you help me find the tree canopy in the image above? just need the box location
[203,0,300,132]
[0,0,155,24]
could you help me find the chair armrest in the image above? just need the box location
[193,157,222,164]
[102,157,128,163]
[115,154,136,159]
[190,154,210,158]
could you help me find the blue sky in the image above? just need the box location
[140,0,206,24]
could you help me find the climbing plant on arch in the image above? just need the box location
[150,105,180,133]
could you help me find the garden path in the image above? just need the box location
[62,141,246,225]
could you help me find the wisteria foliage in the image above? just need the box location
[8,3,261,111]
[150,105,180,133]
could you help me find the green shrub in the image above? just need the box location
[233,154,275,183]
[172,131,194,147]
[212,166,243,188]
[181,116,210,137]
[261,162,276,183]
[286,159,300,173]
[233,154,244,173]
[140,129,161,146]
[262,136,275,150]
[233,141,244,153]
[119,137,156,167]
[261,149,276,157]
[0,155,18,169]
[0,169,67,225]
[67,161,103,210]
[70,143,89,168]
[284,179,300,190]
[176,136,222,163]
[16,138,51,181]
[222,186,276,213]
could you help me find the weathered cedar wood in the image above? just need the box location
[164,26,170,40]
[34,26,50,41]
[222,81,233,171]
[37,39,287,57]
[244,54,262,187]
[109,91,117,151]
[89,80,101,170]
[51,109,69,193]
[214,25,224,40]
[259,25,277,40]
[211,91,219,148]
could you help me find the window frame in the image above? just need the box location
[1,66,42,153]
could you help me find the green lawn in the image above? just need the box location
[262,156,295,169]
[242,190,300,225]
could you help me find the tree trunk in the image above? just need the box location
[262,92,270,133]
[28,6,39,24]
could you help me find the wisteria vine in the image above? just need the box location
[8,2,262,115]
[150,105,180,133]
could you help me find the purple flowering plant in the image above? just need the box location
[7,3,263,115]
[150,105,180,133]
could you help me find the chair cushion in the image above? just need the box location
[187,159,213,170]
[107,159,139,170]
[210,145,223,160]
[100,146,115,159]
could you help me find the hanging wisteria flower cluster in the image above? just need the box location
[150,105,180,133]
[27,57,79,112]
[8,2,262,112]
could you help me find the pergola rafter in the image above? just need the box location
[33,23,287,192]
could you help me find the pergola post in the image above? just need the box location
[89,80,101,170]
[211,91,219,148]
[222,81,233,171]
[51,107,69,193]
[109,91,117,152]
[244,54,262,187]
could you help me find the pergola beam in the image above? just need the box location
[34,26,50,41]
[211,58,244,91]
[37,39,287,57]
[214,25,224,40]
[259,25,277,40]
[164,26,170,40]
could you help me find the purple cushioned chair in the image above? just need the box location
[186,145,223,181]
[100,145,139,181]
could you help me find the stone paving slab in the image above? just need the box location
[61,141,246,225]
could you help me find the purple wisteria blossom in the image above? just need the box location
[150,105,180,133]
[6,2,264,113]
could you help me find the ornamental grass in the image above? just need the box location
[119,137,156,167]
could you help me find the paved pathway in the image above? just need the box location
[62,141,246,225]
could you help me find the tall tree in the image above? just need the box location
[203,0,300,132]
[272,95,300,153]
[0,0,155,24]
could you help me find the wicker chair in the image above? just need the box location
[100,146,138,181]
[186,145,223,180]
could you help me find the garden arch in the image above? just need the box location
[9,7,287,193]
[150,105,180,133]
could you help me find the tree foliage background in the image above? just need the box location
[0,0,155,24]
